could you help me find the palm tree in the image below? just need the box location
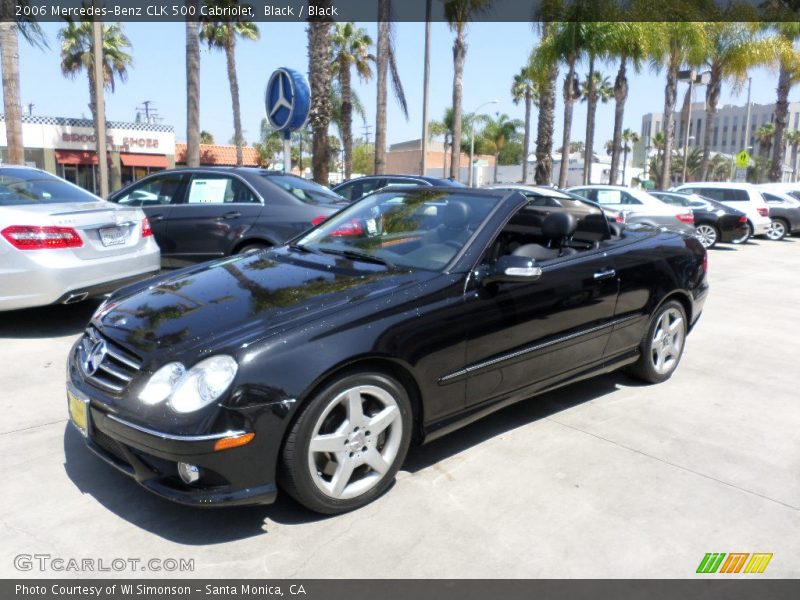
[331,79,367,150]
[307,6,333,184]
[606,22,651,185]
[580,71,613,184]
[620,128,640,185]
[200,1,259,167]
[708,152,732,181]
[185,0,201,168]
[529,20,559,186]
[538,21,584,188]
[786,129,800,182]
[756,122,776,162]
[429,108,454,177]
[374,0,408,174]
[697,23,776,181]
[478,113,522,183]
[445,0,493,180]
[768,23,800,182]
[199,130,214,144]
[58,21,132,171]
[643,17,706,189]
[510,65,538,183]
[1,6,47,165]
[331,23,374,180]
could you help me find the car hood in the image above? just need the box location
[94,248,427,362]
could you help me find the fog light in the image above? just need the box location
[177,462,201,484]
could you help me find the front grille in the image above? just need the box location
[78,327,142,394]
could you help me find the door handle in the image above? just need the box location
[221,211,242,220]
[149,214,165,222]
[593,268,616,280]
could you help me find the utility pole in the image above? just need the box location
[362,123,373,145]
[92,17,109,198]
[420,0,432,176]
[743,76,753,151]
[681,75,694,185]
[27,103,34,116]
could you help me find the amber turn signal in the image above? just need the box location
[213,432,255,452]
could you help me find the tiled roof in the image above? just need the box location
[175,143,261,167]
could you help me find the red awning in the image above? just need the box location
[120,153,168,168]
[54,150,98,165]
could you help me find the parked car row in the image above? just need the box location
[4,166,799,313]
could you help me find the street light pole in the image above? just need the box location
[468,99,498,187]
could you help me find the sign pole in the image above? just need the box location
[283,131,292,174]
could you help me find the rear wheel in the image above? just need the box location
[731,223,752,245]
[694,223,719,249]
[766,218,788,241]
[625,300,687,384]
[280,371,412,514]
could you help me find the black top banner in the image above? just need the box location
[1,0,800,23]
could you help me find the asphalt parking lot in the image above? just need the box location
[1,237,798,579]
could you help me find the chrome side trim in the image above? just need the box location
[107,414,247,442]
[439,314,641,384]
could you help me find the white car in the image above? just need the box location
[672,181,771,239]
[0,166,161,311]
[566,185,696,234]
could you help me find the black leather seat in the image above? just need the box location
[425,200,472,245]
[512,212,578,261]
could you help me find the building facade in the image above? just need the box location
[386,139,496,184]
[0,114,175,194]
[640,101,800,175]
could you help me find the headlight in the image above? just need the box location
[168,355,239,413]
[139,362,185,405]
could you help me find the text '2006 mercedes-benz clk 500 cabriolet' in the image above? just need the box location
[67,187,708,514]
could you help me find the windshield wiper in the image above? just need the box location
[288,242,322,255]
[317,248,395,269]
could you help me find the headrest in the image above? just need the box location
[442,200,471,229]
[541,211,578,238]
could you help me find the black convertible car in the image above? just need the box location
[67,188,708,514]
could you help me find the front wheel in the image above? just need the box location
[625,300,687,384]
[766,219,788,241]
[280,371,412,514]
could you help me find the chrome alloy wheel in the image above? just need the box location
[766,219,787,241]
[695,224,717,248]
[650,307,685,375]
[307,385,402,500]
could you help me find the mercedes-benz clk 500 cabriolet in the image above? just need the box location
[67,187,708,514]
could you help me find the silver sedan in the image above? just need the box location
[0,167,160,311]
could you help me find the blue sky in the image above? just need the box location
[18,21,798,150]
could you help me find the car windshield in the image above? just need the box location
[295,189,497,271]
[0,169,100,206]
[263,173,346,206]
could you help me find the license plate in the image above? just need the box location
[99,226,127,247]
[67,388,90,437]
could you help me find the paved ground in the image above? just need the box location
[1,237,798,579]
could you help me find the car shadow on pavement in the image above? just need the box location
[62,425,331,545]
[63,372,643,542]
[0,301,100,339]
[403,372,627,474]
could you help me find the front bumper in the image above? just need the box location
[66,379,280,507]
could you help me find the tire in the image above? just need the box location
[236,242,269,255]
[731,222,752,245]
[766,218,788,241]
[694,223,719,249]
[279,371,413,514]
[625,300,688,384]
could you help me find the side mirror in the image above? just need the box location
[482,255,542,285]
